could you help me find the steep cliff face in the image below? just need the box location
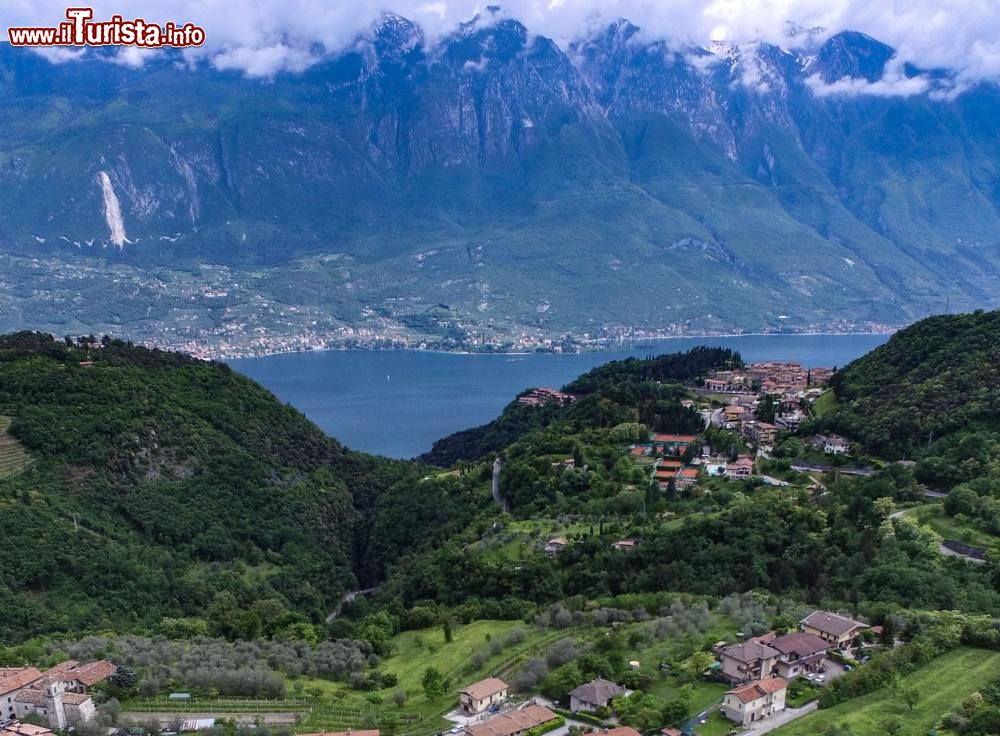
[1,16,1000,341]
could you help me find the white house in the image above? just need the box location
[458,678,508,715]
[721,677,788,727]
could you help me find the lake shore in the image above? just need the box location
[196,327,898,361]
[227,333,892,458]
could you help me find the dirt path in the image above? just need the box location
[121,712,301,726]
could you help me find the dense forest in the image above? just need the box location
[823,310,1000,461]
[0,332,435,641]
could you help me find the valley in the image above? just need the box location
[3,311,1000,736]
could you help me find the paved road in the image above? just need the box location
[740,702,818,734]
[889,508,987,563]
[939,542,987,563]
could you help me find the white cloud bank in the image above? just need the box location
[6,0,1000,88]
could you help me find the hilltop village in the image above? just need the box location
[521,361,851,506]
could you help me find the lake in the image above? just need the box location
[228,333,889,459]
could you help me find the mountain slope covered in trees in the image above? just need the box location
[0,332,452,642]
[823,310,1000,461]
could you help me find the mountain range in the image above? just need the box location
[2,13,1000,351]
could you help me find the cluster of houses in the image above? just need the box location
[457,676,640,736]
[457,679,558,736]
[628,434,702,491]
[455,611,868,733]
[716,610,868,727]
[517,388,576,407]
[707,362,835,442]
[704,362,832,395]
[1,660,116,731]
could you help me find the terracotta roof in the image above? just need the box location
[801,611,866,638]
[13,689,44,705]
[661,729,683,736]
[726,677,788,704]
[1,725,54,736]
[0,668,43,696]
[720,640,780,664]
[459,677,508,701]
[62,692,92,705]
[45,660,116,687]
[465,706,556,736]
[679,468,699,478]
[569,678,624,706]
[599,728,640,736]
[770,632,829,658]
[652,434,697,443]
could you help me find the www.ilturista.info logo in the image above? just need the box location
[8,7,205,48]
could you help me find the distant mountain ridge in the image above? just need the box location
[1,15,1000,349]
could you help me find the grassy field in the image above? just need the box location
[124,620,579,735]
[774,647,1000,736]
[477,519,594,562]
[0,416,31,478]
[811,390,837,418]
[647,678,728,714]
[693,710,737,736]
[294,620,569,735]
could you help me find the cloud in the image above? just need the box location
[29,46,87,64]
[806,59,933,98]
[806,72,930,98]
[6,0,1000,86]
[211,44,321,77]
[108,46,153,68]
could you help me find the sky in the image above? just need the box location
[6,0,1000,85]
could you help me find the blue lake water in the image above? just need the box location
[228,333,890,459]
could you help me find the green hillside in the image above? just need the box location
[0,416,32,478]
[822,309,1000,461]
[0,332,429,642]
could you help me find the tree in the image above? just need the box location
[881,718,901,735]
[645,480,659,512]
[110,665,139,691]
[393,689,407,708]
[444,618,454,644]
[756,394,776,423]
[901,687,919,711]
[678,651,715,682]
[945,486,979,517]
[422,667,445,698]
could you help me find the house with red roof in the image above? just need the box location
[721,677,788,727]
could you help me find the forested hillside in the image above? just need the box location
[0,332,433,642]
[421,347,738,466]
[817,310,1000,554]
[824,310,1000,462]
